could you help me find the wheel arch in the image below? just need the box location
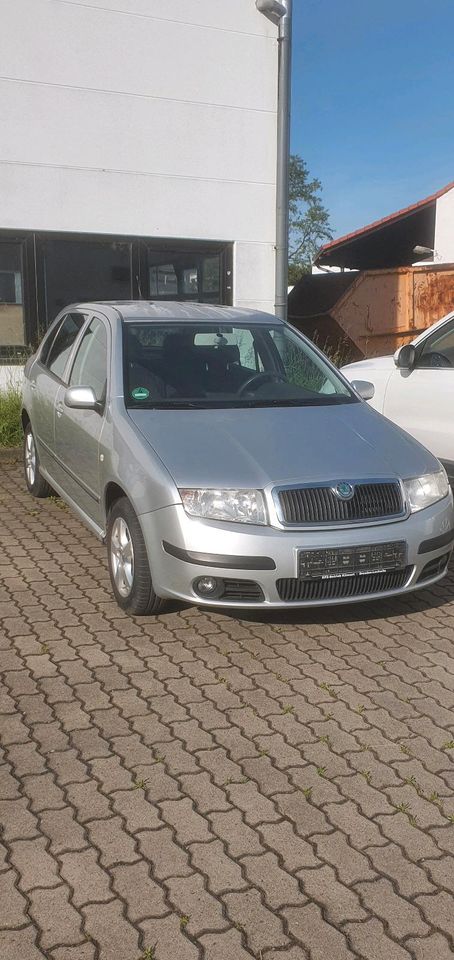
[21,408,30,431]
[104,482,128,520]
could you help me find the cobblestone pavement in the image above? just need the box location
[1,455,454,960]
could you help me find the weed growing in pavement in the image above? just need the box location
[140,947,156,960]
[319,682,337,699]
[316,766,327,778]
[353,704,365,715]
[395,802,417,826]
[282,704,294,714]
[49,495,69,511]
[404,776,422,795]
[442,740,454,750]
[301,787,313,800]
[360,770,372,785]
[257,749,269,757]
[400,744,412,756]
[429,792,442,807]
[318,735,331,747]
[40,643,49,655]
[133,778,149,790]
[152,752,165,764]
[179,915,190,930]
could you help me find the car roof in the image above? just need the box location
[70,301,281,325]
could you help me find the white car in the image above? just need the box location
[342,309,454,483]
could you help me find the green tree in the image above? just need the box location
[288,155,332,284]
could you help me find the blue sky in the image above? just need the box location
[291,0,454,240]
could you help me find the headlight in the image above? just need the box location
[179,488,267,525]
[403,469,449,513]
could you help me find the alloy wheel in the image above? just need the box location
[25,431,36,487]
[110,517,135,597]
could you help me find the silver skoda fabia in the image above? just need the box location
[22,301,454,615]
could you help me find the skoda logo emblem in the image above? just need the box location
[335,481,354,500]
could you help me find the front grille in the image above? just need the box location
[277,567,411,602]
[417,553,450,584]
[277,481,403,525]
[220,579,264,602]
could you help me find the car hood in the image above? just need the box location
[128,402,440,489]
[342,355,395,375]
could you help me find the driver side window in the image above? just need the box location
[43,312,86,380]
[69,316,108,402]
[417,320,454,369]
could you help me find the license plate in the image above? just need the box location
[298,541,407,581]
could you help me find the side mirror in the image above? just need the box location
[64,385,98,410]
[394,343,416,370]
[351,379,375,401]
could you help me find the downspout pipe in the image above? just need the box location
[275,0,292,322]
[256,0,293,322]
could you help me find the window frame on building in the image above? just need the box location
[0,229,233,364]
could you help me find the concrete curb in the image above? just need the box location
[0,445,22,460]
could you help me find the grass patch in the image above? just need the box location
[0,382,22,448]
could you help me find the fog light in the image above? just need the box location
[193,576,225,599]
[196,577,218,594]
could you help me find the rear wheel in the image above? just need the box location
[107,496,167,616]
[23,424,52,498]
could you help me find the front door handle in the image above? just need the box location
[30,380,36,390]
[56,401,64,418]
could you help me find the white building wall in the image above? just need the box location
[0,0,278,310]
[434,188,454,264]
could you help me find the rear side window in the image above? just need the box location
[45,313,86,379]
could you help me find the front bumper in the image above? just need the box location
[140,496,454,608]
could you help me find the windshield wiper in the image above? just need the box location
[244,396,356,407]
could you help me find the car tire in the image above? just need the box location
[107,496,168,616]
[23,423,52,498]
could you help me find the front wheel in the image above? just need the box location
[107,497,168,616]
[23,424,52,498]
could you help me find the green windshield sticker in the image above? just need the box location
[131,387,150,401]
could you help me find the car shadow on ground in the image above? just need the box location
[204,562,454,627]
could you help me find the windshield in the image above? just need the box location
[124,321,356,409]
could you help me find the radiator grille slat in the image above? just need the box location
[278,481,403,525]
[277,567,411,602]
